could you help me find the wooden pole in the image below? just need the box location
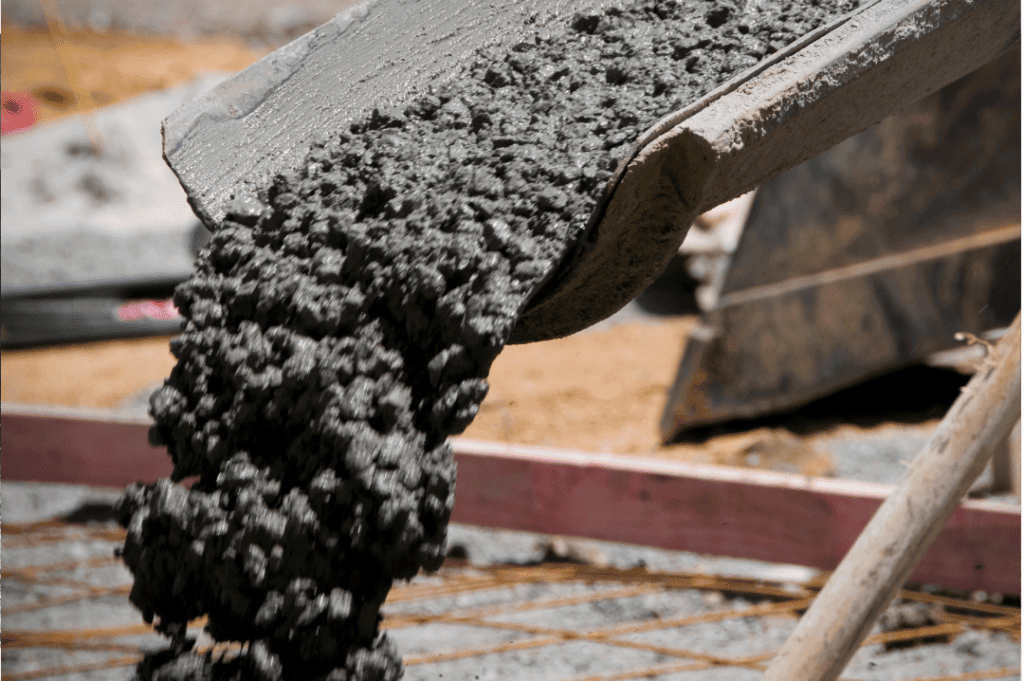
[991,437,1014,493]
[762,313,1021,681]
[1011,419,1022,498]
[992,418,1022,496]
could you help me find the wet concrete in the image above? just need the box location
[117,0,860,678]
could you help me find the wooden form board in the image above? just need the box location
[2,403,1019,594]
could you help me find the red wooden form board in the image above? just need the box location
[2,405,1019,594]
[450,440,1020,594]
[2,408,172,486]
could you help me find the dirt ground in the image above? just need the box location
[0,317,836,477]
[0,335,177,409]
[1,26,264,127]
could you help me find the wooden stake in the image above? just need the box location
[1011,419,1021,498]
[992,418,1021,496]
[762,313,1021,681]
[991,438,1013,494]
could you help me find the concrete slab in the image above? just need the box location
[1,74,227,290]
[2,483,1019,681]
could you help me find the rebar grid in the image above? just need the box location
[2,520,1019,681]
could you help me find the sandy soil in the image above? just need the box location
[467,319,697,452]
[1,318,835,477]
[1,27,264,127]
[0,336,176,408]
[464,318,835,475]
